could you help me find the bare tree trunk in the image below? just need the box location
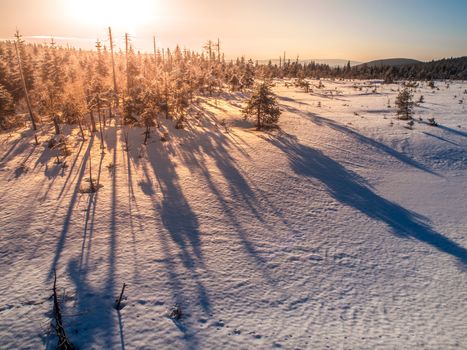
[108,27,119,109]
[53,115,61,135]
[125,33,130,94]
[90,110,97,132]
[143,125,150,145]
[78,118,85,140]
[53,272,75,350]
[103,106,107,127]
[89,145,95,191]
[256,106,261,130]
[14,41,38,145]
[97,99,104,149]
[107,104,111,124]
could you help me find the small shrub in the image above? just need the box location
[168,304,182,320]
[427,117,438,126]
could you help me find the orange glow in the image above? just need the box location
[66,0,162,35]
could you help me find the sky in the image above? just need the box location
[0,0,466,62]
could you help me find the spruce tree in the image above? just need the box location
[229,74,241,91]
[0,84,14,129]
[39,39,67,129]
[243,81,281,130]
[395,87,415,120]
[241,59,255,89]
[14,31,34,92]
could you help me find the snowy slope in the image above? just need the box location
[0,80,466,349]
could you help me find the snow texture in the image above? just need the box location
[0,80,466,349]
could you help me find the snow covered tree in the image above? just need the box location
[139,84,160,144]
[38,39,67,133]
[395,87,414,120]
[62,93,87,139]
[171,78,190,129]
[241,59,255,89]
[0,84,14,129]
[243,81,281,130]
[14,31,34,93]
[299,79,311,93]
[229,74,241,91]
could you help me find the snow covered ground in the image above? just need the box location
[0,79,466,349]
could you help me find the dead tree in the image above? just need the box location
[108,27,119,110]
[14,32,38,145]
[52,271,74,350]
[115,283,126,310]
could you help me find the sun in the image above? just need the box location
[67,0,160,34]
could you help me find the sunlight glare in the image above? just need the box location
[67,0,160,34]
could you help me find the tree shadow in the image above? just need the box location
[66,127,119,349]
[266,132,467,267]
[117,309,126,350]
[66,258,117,349]
[437,124,467,139]
[120,127,144,283]
[79,145,105,272]
[56,139,87,200]
[422,131,462,147]
[0,129,34,163]
[131,112,278,345]
[47,136,94,280]
[147,137,204,270]
[282,104,438,175]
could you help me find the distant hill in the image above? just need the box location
[360,58,422,67]
[352,56,467,80]
[258,59,361,68]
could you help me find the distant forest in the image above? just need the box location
[1,32,466,132]
[264,56,467,81]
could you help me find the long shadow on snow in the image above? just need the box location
[67,127,120,349]
[141,131,208,349]
[0,129,35,163]
[267,133,467,267]
[282,104,437,175]
[176,115,272,269]
[66,256,117,349]
[136,113,274,343]
[120,126,143,283]
[47,136,94,279]
[437,124,467,139]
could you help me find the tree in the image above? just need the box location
[0,84,14,129]
[395,87,415,120]
[38,39,67,134]
[241,59,255,89]
[14,31,34,93]
[62,93,87,140]
[229,74,241,91]
[171,77,190,129]
[14,33,39,143]
[243,81,281,130]
[139,84,160,144]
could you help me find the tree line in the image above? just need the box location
[2,31,465,134]
[0,31,259,133]
[257,56,467,81]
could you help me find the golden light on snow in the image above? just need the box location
[66,0,161,35]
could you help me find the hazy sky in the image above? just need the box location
[1,0,466,61]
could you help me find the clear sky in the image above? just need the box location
[1,0,466,61]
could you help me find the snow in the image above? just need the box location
[0,80,466,349]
